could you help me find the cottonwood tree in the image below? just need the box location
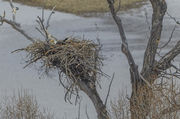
[107,0,180,119]
[0,0,180,119]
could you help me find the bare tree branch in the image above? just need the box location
[35,9,58,43]
[107,0,140,85]
[46,6,56,29]
[158,25,176,49]
[0,1,35,43]
[105,73,115,106]
[77,99,81,119]
[156,41,180,71]
[0,17,35,42]
[10,0,19,22]
[78,81,109,119]
[167,12,180,25]
[37,16,49,41]
[142,0,167,79]
[85,105,90,119]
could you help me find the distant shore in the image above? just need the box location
[4,0,146,15]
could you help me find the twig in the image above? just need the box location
[85,105,90,119]
[35,27,46,37]
[167,12,180,25]
[139,73,152,89]
[37,16,49,40]
[77,99,81,119]
[105,73,115,106]
[46,6,56,29]
[42,8,44,23]
[144,9,151,31]
[0,18,35,42]
[158,25,176,49]
[115,0,121,13]
[9,0,19,22]
[156,40,180,71]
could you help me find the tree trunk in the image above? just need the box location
[78,81,109,119]
[130,82,153,119]
[129,1,167,118]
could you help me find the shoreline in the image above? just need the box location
[3,0,147,15]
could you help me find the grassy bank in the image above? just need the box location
[8,0,146,14]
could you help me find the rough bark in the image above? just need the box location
[141,0,167,81]
[156,41,180,71]
[131,1,167,118]
[106,0,140,87]
[106,0,179,119]
[78,81,109,119]
[131,0,168,118]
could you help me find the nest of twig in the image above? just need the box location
[15,37,103,101]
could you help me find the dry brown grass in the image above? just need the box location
[111,79,180,119]
[7,0,146,14]
[0,90,54,119]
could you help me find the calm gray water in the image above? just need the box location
[0,0,179,118]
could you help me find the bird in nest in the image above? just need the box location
[10,0,19,21]
[49,39,57,45]
[48,36,71,45]
[48,34,58,45]
[12,7,19,14]
[10,0,19,14]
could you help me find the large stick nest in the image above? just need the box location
[16,37,104,102]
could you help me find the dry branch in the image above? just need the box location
[105,73,115,106]
[156,41,180,71]
[0,0,35,43]
[142,0,167,80]
[106,0,140,87]
[167,12,180,25]
[0,17,35,43]
[107,0,180,119]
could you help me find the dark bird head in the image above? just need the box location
[15,7,19,10]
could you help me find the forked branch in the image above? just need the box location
[0,0,35,43]
[0,16,35,43]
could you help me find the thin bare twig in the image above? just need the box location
[144,9,151,31]
[35,27,46,37]
[115,0,121,13]
[85,105,90,119]
[9,0,19,22]
[167,12,180,25]
[139,73,152,89]
[46,6,56,29]
[77,99,81,119]
[158,25,176,49]
[0,18,35,42]
[37,16,49,41]
[105,73,115,106]
[156,41,180,71]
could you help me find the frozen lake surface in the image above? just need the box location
[0,0,180,118]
